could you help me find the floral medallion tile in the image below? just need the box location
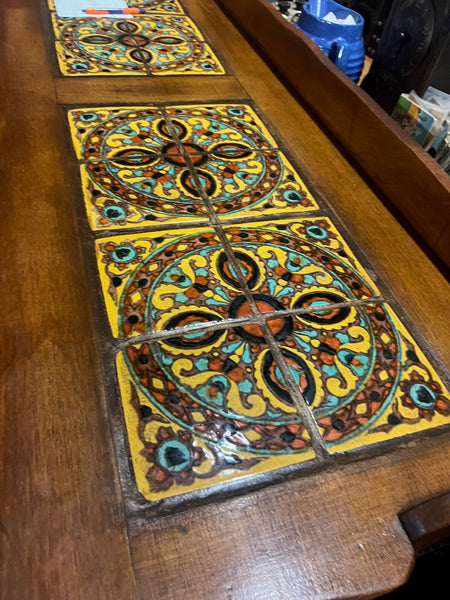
[164,104,280,151]
[68,106,167,161]
[118,16,225,76]
[51,14,152,75]
[223,218,380,308]
[264,303,450,452]
[68,105,318,227]
[191,149,318,218]
[116,330,314,501]
[50,11,225,76]
[94,228,268,338]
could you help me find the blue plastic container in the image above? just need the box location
[295,0,365,82]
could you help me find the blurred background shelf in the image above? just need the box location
[216,0,450,273]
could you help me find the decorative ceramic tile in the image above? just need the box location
[224,218,380,306]
[264,302,450,452]
[163,104,280,151]
[68,106,167,160]
[196,149,318,218]
[78,161,209,229]
[51,14,151,75]
[117,15,225,76]
[95,227,260,338]
[50,12,225,76]
[163,104,318,217]
[69,106,211,228]
[68,105,318,228]
[116,332,314,501]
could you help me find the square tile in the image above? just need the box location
[174,148,319,219]
[95,228,262,338]
[123,16,225,75]
[51,12,225,76]
[51,14,151,76]
[116,329,314,501]
[68,106,167,161]
[264,302,450,451]
[223,218,380,308]
[164,103,280,151]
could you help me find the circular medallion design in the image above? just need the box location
[78,108,302,217]
[120,228,413,451]
[56,16,221,75]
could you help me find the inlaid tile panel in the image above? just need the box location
[77,161,210,229]
[95,227,251,338]
[68,101,449,506]
[67,105,319,229]
[49,4,225,76]
[116,330,314,501]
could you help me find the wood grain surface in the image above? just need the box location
[0,4,137,599]
[1,0,449,599]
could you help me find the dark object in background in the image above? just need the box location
[429,34,450,93]
[337,0,392,55]
[359,0,450,113]
[378,541,450,598]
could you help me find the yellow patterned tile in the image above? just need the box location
[50,11,225,76]
[127,0,185,14]
[67,106,165,160]
[116,338,314,501]
[224,217,380,303]
[78,160,209,229]
[51,14,151,76]
[164,103,281,150]
[94,227,250,338]
[315,303,450,452]
[163,104,318,217]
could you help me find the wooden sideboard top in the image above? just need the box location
[1,1,449,599]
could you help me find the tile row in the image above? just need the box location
[68,104,318,228]
[67,102,450,503]
[48,0,226,76]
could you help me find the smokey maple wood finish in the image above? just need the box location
[0,1,449,599]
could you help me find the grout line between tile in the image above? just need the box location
[84,208,330,240]
[258,320,329,458]
[110,295,385,350]
[76,145,286,164]
[144,123,332,453]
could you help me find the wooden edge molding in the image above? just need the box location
[214,0,450,270]
[399,491,450,553]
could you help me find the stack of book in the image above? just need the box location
[391,86,450,174]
